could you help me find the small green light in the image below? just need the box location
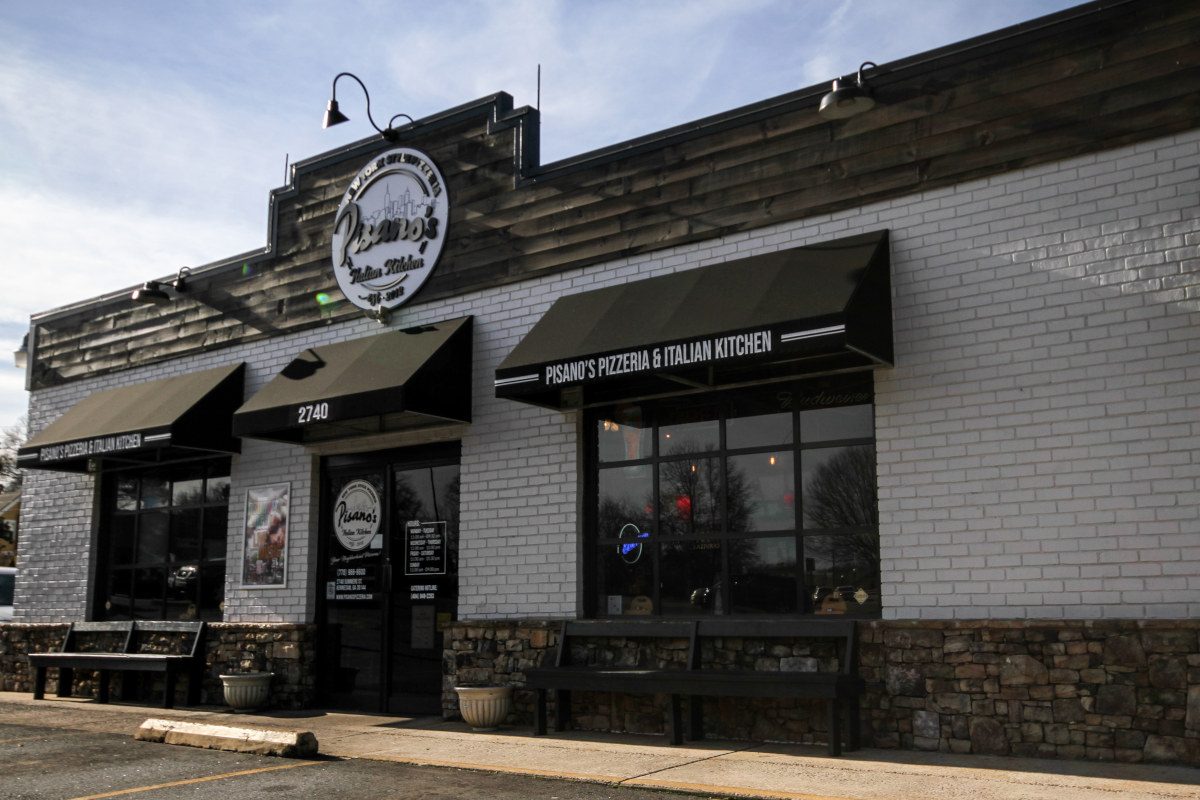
[316,293,332,306]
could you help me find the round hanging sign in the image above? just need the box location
[333,478,381,552]
[330,147,449,316]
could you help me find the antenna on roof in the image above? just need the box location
[537,64,541,111]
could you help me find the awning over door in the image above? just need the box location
[18,363,245,472]
[233,316,472,444]
[495,230,891,409]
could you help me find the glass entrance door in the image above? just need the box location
[388,463,458,713]
[319,445,459,714]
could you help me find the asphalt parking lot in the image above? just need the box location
[0,720,716,800]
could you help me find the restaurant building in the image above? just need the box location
[3,0,1198,765]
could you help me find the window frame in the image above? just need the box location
[585,378,879,619]
[94,456,231,621]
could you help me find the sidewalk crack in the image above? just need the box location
[616,742,759,785]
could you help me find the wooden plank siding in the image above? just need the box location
[27,0,1200,391]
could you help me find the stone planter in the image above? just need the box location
[219,672,274,712]
[454,684,513,731]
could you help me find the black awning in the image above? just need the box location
[495,230,891,408]
[232,316,472,444]
[18,363,245,472]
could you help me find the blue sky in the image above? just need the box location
[0,0,1081,435]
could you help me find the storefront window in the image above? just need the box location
[590,379,878,618]
[97,458,231,621]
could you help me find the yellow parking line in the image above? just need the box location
[627,777,862,800]
[70,760,319,800]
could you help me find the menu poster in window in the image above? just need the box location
[405,521,447,576]
[242,483,289,588]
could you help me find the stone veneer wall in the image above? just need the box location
[445,619,1200,767]
[0,623,317,710]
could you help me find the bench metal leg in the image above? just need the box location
[533,689,548,735]
[687,696,704,741]
[162,670,177,709]
[847,698,861,751]
[56,667,74,698]
[119,672,136,702]
[32,667,46,700]
[667,695,683,745]
[827,700,842,757]
[186,665,203,706]
[552,689,571,732]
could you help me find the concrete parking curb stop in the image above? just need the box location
[134,717,319,758]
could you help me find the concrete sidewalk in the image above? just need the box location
[1,692,1197,800]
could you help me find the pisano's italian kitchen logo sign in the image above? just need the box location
[333,478,381,552]
[331,147,449,316]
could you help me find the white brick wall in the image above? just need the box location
[19,129,1199,623]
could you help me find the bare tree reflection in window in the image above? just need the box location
[804,445,878,529]
[803,445,880,612]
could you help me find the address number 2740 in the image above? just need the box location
[297,402,330,425]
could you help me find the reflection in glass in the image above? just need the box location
[598,542,655,615]
[141,478,170,509]
[727,411,792,449]
[661,539,721,615]
[729,537,797,614]
[728,452,794,532]
[804,533,880,616]
[170,508,202,562]
[659,406,718,455]
[659,456,720,537]
[393,471,432,522]
[171,479,204,506]
[598,465,653,540]
[137,512,169,564]
[133,567,165,619]
[590,383,878,619]
[801,445,877,529]
[200,564,225,621]
[393,465,461,577]
[116,477,139,511]
[800,404,873,442]
[110,516,135,565]
[100,461,230,621]
[598,404,651,463]
[203,510,227,561]
[106,569,133,619]
[207,475,231,503]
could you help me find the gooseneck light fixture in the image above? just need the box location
[131,267,190,305]
[13,333,28,370]
[818,61,878,120]
[322,72,413,142]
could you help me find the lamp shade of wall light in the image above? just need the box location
[322,98,350,129]
[321,72,412,142]
[13,333,27,370]
[130,267,189,305]
[819,61,878,120]
[131,281,170,305]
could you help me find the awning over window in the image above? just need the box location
[495,230,891,409]
[18,363,245,472]
[232,316,472,444]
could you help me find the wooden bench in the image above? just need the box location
[524,618,862,755]
[28,620,206,709]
